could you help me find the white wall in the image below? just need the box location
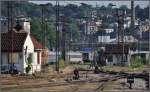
[145,53,149,60]
[23,34,34,73]
[31,52,41,72]
[23,22,30,33]
[113,55,118,65]
[32,52,37,65]
[23,34,34,53]
[106,54,130,66]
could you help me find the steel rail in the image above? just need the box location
[35,0,149,1]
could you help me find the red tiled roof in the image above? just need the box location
[30,35,44,50]
[1,31,27,52]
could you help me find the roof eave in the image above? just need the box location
[34,49,43,51]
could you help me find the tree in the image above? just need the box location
[68,21,80,42]
[63,4,78,18]
[30,18,56,48]
[119,5,128,10]
[107,3,114,10]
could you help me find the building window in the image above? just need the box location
[37,52,40,64]
[90,27,95,31]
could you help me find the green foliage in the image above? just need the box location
[141,57,148,65]
[1,1,148,21]
[59,59,65,69]
[130,57,147,68]
[26,53,32,74]
[1,1,149,50]
[27,54,32,65]
[25,65,31,74]
[131,57,142,68]
[30,18,56,48]
[119,5,128,10]
[69,21,80,42]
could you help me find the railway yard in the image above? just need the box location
[0,0,150,92]
[0,65,149,92]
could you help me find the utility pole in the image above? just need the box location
[83,11,89,44]
[0,0,1,79]
[116,9,125,66]
[88,9,97,67]
[91,10,97,67]
[61,15,67,61]
[7,1,13,32]
[7,1,14,73]
[148,0,150,91]
[40,4,47,49]
[131,0,135,32]
[117,9,125,44]
[55,1,60,72]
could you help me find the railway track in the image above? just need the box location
[95,75,123,92]
[1,73,120,91]
[1,70,149,91]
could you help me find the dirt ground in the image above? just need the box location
[0,66,149,92]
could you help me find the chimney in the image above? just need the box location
[15,17,31,34]
[23,18,31,34]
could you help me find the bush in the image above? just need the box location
[141,58,148,65]
[27,54,32,65]
[25,53,32,74]
[59,59,65,69]
[26,65,31,74]
[131,57,144,68]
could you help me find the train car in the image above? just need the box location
[66,51,83,64]
[48,51,83,64]
[48,51,61,64]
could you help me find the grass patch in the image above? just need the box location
[102,66,145,73]
[59,59,65,69]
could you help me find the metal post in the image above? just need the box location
[55,1,60,72]
[117,9,125,66]
[122,10,125,66]
[149,0,150,91]
[40,4,45,48]
[61,15,66,61]
[7,1,14,73]
[0,0,1,81]
[131,0,135,33]
[10,2,14,73]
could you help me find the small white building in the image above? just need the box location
[104,29,114,33]
[124,36,138,43]
[98,35,116,43]
[104,44,130,66]
[1,30,44,74]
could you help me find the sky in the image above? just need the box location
[29,1,148,8]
